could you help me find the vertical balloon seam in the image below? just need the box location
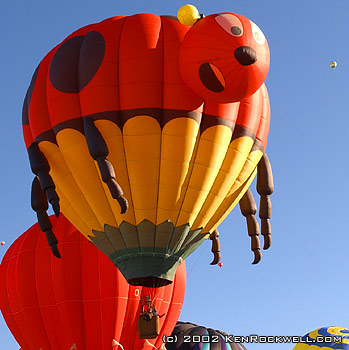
[208,164,258,234]
[19,225,44,349]
[158,284,173,348]
[118,15,139,254]
[96,240,106,349]
[114,274,131,349]
[201,98,258,229]
[171,109,203,242]
[76,230,87,349]
[42,41,102,238]
[36,218,60,350]
[202,92,265,233]
[2,234,30,349]
[48,216,71,349]
[155,272,179,349]
[117,276,134,350]
[80,21,126,232]
[191,110,236,230]
[46,33,104,235]
[18,225,44,349]
[76,23,120,231]
[129,283,142,349]
[52,217,71,349]
[154,15,166,255]
[84,21,128,230]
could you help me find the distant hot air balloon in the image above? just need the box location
[0,241,5,246]
[166,321,247,350]
[22,5,273,287]
[330,61,337,69]
[293,326,349,349]
[0,215,186,350]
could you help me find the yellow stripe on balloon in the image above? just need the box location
[193,136,253,229]
[176,124,232,227]
[38,140,101,237]
[94,119,136,226]
[123,116,161,224]
[156,117,200,224]
[204,148,263,233]
[56,129,118,230]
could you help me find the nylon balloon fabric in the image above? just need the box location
[23,11,272,286]
[0,215,186,350]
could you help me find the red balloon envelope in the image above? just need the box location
[0,215,186,350]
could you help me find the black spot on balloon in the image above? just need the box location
[199,63,224,93]
[78,31,105,91]
[22,93,29,125]
[49,32,105,93]
[49,36,84,93]
[23,64,40,125]
[27,65,40,106]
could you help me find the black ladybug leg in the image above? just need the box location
[83,117,128,214]
[28,142,60,217]
[256,153,274,250]
[209,229,221,265]
[31,176,61,258]
[239,189,261,264]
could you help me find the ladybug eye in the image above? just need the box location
[250,20,265,45]
[215,14,243,37]
[231,26,242,36]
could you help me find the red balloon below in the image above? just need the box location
[0,215,186,350]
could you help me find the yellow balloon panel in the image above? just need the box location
[38,140,102,237]
[157,117,199,224]
[56,130,117,229]
[204,148,263,233]
[193,137,254,229]
[123,116,161,224]
[176,125,231,227]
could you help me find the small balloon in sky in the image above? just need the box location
[0,241,5,246]
[218,262,223,267]
[330,61,337,69]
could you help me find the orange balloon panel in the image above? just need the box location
[0,215,186,350]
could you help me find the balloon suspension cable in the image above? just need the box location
[186,242,206,278]
[143,339,164,349]
[112,339,125,350]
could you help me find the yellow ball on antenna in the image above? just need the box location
[177,4,200,26]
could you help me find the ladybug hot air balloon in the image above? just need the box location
[0,215,186,350]
[22,5,274,287]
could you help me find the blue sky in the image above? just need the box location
[1,0,349,349]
